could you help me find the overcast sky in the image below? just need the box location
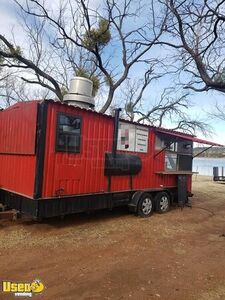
[0,0,225,145]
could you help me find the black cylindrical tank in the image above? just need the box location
[104,153,142,176]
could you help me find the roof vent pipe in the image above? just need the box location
[63,77,95,109]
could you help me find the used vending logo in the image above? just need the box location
[2,279,44,297]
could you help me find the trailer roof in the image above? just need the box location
[4,100,222,147]
[155,128,223,147]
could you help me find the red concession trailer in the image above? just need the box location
[0,100,222,220]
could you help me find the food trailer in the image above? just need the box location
[0,78,222,220]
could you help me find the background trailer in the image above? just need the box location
[0,78,221,220]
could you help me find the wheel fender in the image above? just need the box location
[128,191,146,212]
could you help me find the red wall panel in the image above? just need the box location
[0,101,38,154]
[0,101,38,197]
[42,103,113,197]
[42,103,178,198]
[0,154,36,197]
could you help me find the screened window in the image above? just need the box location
[165,142,177,152]
[56,113,81,153]
[155,135,164,150]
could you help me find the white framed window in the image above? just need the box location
[165,152,177,171]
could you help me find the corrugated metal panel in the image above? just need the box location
[132,130,177,190]
[0,101,38,197]
[0,101,38,154]
[42,103,114,197]
[0,154,36,197]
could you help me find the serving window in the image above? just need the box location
[155,134,193,172]
[56,113,81,153]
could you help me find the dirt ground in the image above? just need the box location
[0,176,225,300]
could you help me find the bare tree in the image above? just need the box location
[0,0,169,112]
[0,69,51,108]
[0,34,63,100]
[157,0,225,94]
[122,67,164,121]
[210,102,225,121]
[0,0,214,137]
[122,81,212,134]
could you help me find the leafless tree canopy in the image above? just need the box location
[210,103,225,121]
[0,0,169,112]
[0,0,221,135]
[159,0,225,93]
[122,83,212,136]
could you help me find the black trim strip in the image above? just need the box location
[193,145,213,158]
[107,176,111,192]
[33,101,48,199]
[0,189,130,219]
[112,108,121,158]
[0,187,178,219]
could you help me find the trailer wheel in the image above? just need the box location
[137,193,153,217]
[155,192,170,214]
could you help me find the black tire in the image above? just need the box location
[154,191,170,214]
[137,193,153,217]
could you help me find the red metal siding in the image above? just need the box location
[132,132,177,190]
[0,101,38,154]
[0,155,36,197]
[42,103,177,198]
[42,103,113,197]
[0,101,38,197]
[111,131,176,191]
